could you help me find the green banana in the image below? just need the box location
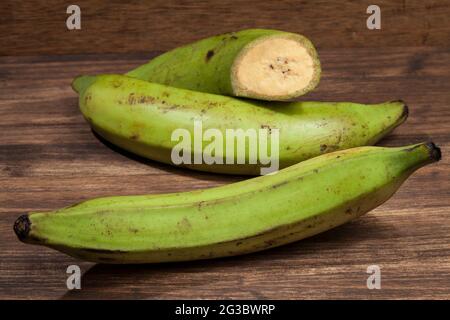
[123,29,321,101]
[73,74,407,175]
[14,142,440,264]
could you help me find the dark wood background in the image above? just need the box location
[1,0,450,55]
[0,0,449,299]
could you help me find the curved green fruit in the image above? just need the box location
[73,74,407,175]
[14,143,440,264]
[123,29,321,101]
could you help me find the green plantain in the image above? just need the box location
[14,142,440,264]
[124,29,321,101]
[72,74,408,175]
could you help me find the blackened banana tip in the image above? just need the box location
[14,214,31,241]
[401,102,409,120]
[392,99,409,120]
[425,142,442,162]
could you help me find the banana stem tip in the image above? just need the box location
[426,142,442,162]
[14,214,31,241]
[72,75,96,94]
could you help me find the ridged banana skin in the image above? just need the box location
[14,143,440,264]
[74,74,408,175]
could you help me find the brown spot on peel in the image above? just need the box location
[112,80,122,88]
[260,124,272,134]
[128,93,136,104]
[177,217,192,233]
[271,180,289,189]
[128,94,156,105]
[205,50,215,62]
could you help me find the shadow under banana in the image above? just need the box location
[60,217,397,300]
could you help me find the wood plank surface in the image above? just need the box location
[0,47,449,299]
[1,0,450,56]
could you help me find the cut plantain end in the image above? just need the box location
[231,34,321,101]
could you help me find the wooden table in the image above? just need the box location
[1,47,449,299]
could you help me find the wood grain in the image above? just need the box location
[1,0,450,56]
[0,47,449,299]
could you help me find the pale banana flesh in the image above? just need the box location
[14,143,440,264]
[73,74,408,175]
